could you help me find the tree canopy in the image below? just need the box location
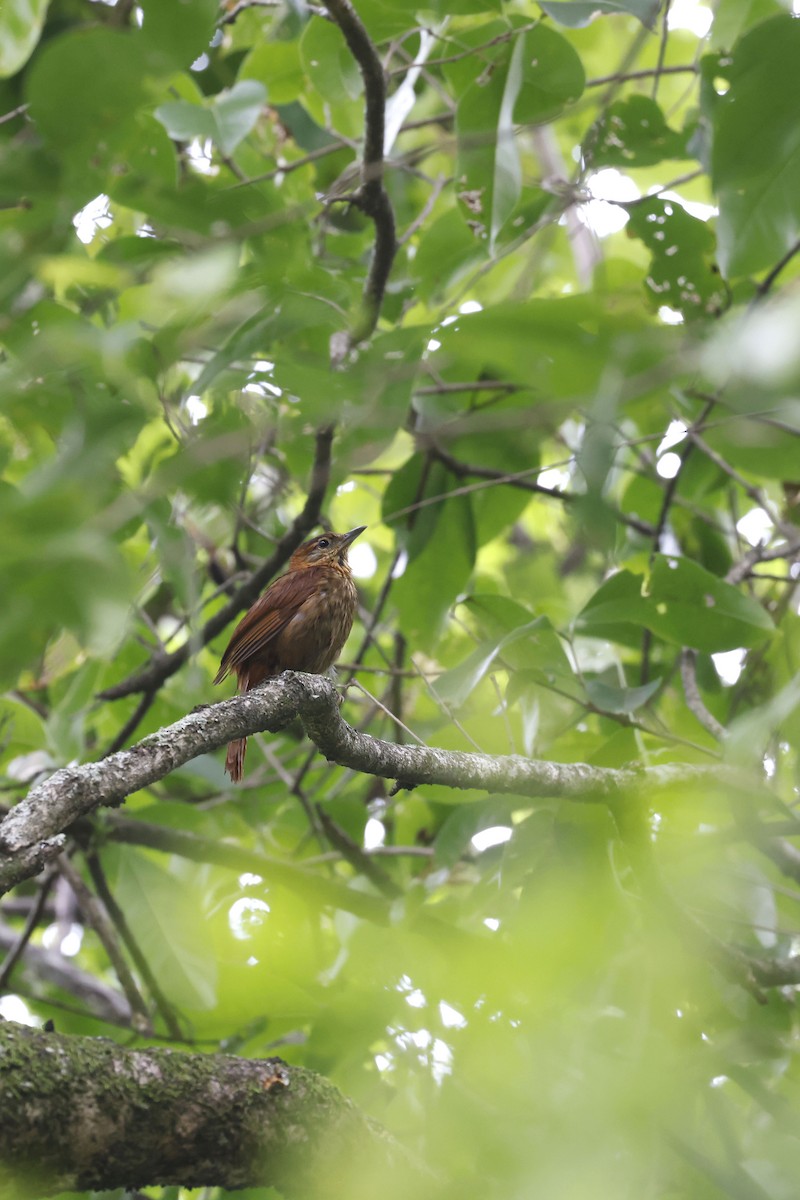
[1,0,800,1196]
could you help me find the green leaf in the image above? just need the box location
[413,209,483,302]
[25,28,148,196]
[584,677,661,714]
[437,617,549,708]
[711,16,800,276]
[113,848,218,1011]
[725,673,800,766]
[626,197,728,321]
[241,39,305,104]
[703,413,800,479]
[539,0,660,28]
[0,0,51,77]
[211,80,268,154]
[455,27,582,249]
[300,16,361,104]
[393,493,477,651]
[435,799,516,867]
[513,25,585,124]
[0,697,47,758]
[382,455,451,561]
[591,96,690,168]
[427,296,662,398]
[456,51,519,250]
[155,81,267,155]
[138,0,217,72]
[464,596,574,678]
[576,556,775,652]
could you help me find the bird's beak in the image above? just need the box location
[341,525,367,547]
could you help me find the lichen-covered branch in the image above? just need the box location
[0,1021,427,1200]
[0,672,742,896]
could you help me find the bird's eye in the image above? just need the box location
[317,538,330,549]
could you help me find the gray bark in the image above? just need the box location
[0,671,743,896]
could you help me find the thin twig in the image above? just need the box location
[680,650,726,742]
[755,237,800,299]
[97,427,334,701]
[84,852,184,1040]
[56,855,153,1033]
[0,103,30,126]
[398,173,448,247]
[101,688,157,757]
[315,806,402,898]
[0,869,57,991]
[585,64,697,88]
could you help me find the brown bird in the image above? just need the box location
[214,526,365,782]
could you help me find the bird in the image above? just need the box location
[214,526,365,782]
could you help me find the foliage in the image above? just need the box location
[1,0,800,1197]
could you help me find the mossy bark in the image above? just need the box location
[0,1019,425,1199]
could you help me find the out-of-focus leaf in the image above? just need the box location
[437,617,548,707]
[393,493,476,650]
[241,39,305,104]
[725,673,800,766]
[513,25,585,124]
[0,0,51,77]
[584,677,661,714]
[539,0,659,27]
[626,197,728,321]
[590,96,689,168]
[138,0,217,71]
[155,81,267,155]
[710,16,800,276]
[112,848,218,1011]
[435,799,516,866]
[464,597,574,679]
[455,27,582,249]
[455,46,519,251]
[26,28,148,197]
[300,16,361,103]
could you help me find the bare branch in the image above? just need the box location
[0,921,132,1025]
[680,649,726,742]
[0,871,56,991]
[323,0,396,347]
[755,236,800,299]
[55,855,153,1034]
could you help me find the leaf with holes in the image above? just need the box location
[626,198,728,321]
[591,96,690,168]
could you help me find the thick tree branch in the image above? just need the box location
[1,673,745,896]
[97,427,334,701]
[0,1021,427,1200]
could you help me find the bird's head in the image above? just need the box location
[290,526,366,570]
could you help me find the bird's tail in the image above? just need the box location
[224,737,247,783]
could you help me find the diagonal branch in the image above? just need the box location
[97,427,334,702]
[1,672,747,896]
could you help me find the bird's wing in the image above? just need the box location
[214,568,321,683]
